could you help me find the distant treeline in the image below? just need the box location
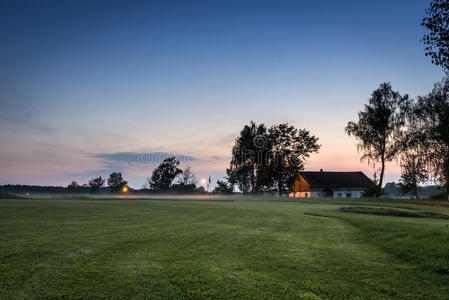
[0,184,208,195]
[0,185,110,195]
[383,183,443,199]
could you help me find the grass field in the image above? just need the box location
[1,196,449,299]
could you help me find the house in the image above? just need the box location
[289,170,373,198]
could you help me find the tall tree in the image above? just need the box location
[412,78,449,200]
[422,0,449,72]
[148,157,182,192]
[107,172,128,193]
[227,121,268,193]
[399,154,429,201]
[88,176,105,193]
[261,124,320,195]
[345,83,409,196]
[228,123,319,195]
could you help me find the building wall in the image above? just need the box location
[333,190,363,198]
[289,189,364,198]
[289,175,365,198]
[289,191,319,198]
[292,175,311,192]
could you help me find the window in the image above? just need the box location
[337,193,342,198]
[346,193,352,198]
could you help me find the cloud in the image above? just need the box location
[94,151,199,165]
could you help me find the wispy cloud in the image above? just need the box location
[94,151,199,165]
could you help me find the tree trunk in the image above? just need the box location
[378,158,385,198]
[445,170,449,201]
[278,178,282,197]
[446,182,449,202]
[415,187,419,202]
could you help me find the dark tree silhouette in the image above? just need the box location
[107,172,128,193]
[148,157,182,192]
[411,78,449,200]
[399,154,429,201]
[227,121,268,193]
[422,0,449,72]
[88,176,105,193]
[262,124,320,195]
[345,83,409,196]
[228,122,319,195]
[213,179,234,194]
[170,166,197,194]
[67,181,79,192]
[177,166,197,185]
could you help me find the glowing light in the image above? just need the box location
[200,178,207,185]
[122,186,128,193]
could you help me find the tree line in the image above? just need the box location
[66,158,233,195]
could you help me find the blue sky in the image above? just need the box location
[0,0,444,188]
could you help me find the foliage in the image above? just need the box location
[148,157,182,192]
[177,166,197,186]
[261,124,320,195]
[212,179,234,194]
[227,121,268,193]
[170,183,197,194]
[67,181,79,192]
[398,154,429,200]
[410,77,449,200]
[107,172,128,193]
[422,0,449,72]
[345,83,409,196]
[88,176,105,193]
[195,186,207,194]
[228,122,320,195]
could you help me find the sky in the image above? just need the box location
[0,0,445,189]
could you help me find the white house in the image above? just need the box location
[289,170,373,198]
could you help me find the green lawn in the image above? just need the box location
[1,197,449,299]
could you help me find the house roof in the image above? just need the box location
[299,171,373,189]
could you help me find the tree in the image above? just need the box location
[228,122,319,195]
[177,166,197,185]
[213,179,234,194]
[227,121,268,193]
[422,0,449,72]
[107,172,128,193]
[261,124,320,195]
[148,157,182,192]
[362,173,381,198]
[345,83,409,196]
[170,166,197,194]
[196,186,207,194]
[411,78,449,200]
[398,154,429,201]
[67,181,79,192]
[88,176,105,193]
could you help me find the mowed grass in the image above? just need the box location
[1,197,449,299]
